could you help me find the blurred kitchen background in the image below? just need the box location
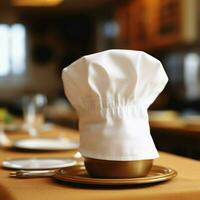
[1,0,200,159]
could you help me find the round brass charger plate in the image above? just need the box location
[54,165,177,185]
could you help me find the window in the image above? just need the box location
[0,24,26,76]
[184,53,200,100]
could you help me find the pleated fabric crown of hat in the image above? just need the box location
[62,49,168,161]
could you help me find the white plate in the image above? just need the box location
[13,138,79,151]
[2,157,76,170]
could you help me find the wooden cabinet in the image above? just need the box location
[115,0,199,50]
[115,2,130,48]
[128,0,159,50]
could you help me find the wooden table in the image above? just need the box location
[150,118,200,159]
[0,126,200,200]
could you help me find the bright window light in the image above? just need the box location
[10,24,26,75]
[0,23,26,76]
[0,25,10,76]
[184,53,200,100]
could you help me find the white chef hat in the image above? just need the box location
[62,49,168,161]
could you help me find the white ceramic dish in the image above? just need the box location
[13,138,79,151]
[2,157,77,170]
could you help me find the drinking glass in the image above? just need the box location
[22,94,47,137]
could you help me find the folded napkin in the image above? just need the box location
[62,49,168,161]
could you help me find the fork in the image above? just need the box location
[10,169,55,178]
